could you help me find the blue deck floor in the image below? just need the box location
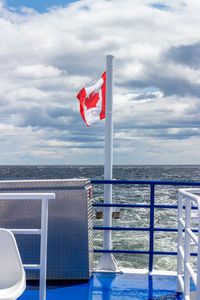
[19,272,184,299]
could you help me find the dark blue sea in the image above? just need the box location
[0,164,200,182]
[0,164,200,271]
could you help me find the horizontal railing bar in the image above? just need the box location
[93,226,198,232]
[0,192,55,200]
[94,249,177,255]
[94,226,178,232]
[94,226,150,231]
[93,203,198,210]
[94,249,198,256]
[94,249,150,254]
[91,179,200,186]
[11,229,41,235]
[153,251,177,256]
[154,205,177,209]
[23,264,40,270]
[93,203,150,208]
[94,226,198,233]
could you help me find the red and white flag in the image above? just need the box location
[77,72,106,126]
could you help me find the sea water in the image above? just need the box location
[0,165,199,271]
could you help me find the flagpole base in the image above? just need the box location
[96,253,119,272]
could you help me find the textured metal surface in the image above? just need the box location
[0,179,93,280]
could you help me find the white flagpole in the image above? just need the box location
[97,54,117,271]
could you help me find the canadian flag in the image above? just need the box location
[77,72,106,126]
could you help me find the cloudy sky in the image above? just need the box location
[0,0,200,165]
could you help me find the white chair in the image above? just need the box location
[0,229,26,300]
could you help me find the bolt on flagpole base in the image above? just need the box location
[96,253,119,272]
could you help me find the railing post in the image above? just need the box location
[149,184,155,272]
[184,196,191,298]
[177,189,200,299]
[148,275,153,299]
[39,197,49,300]
[177,191,183,294]
[196,205,200,299]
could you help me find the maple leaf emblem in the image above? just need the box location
[84,90,100,110]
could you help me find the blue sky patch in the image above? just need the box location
[151,3,170,10]
[5,0,78,13]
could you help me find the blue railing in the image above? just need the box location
[91,179,200,272]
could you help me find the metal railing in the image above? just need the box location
[0,192,55,300]
[177,189,200,300]
[92,180,200,272]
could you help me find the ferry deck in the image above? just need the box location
[19,271,185,299]
[0,178,199,300]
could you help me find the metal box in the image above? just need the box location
[0,179,93,280]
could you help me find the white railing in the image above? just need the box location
[177,189,200,300]
[0,193,55,300]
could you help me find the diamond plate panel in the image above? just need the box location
[0,179,93,280]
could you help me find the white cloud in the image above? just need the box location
[14,64,64,79]
[0,0,200,164]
